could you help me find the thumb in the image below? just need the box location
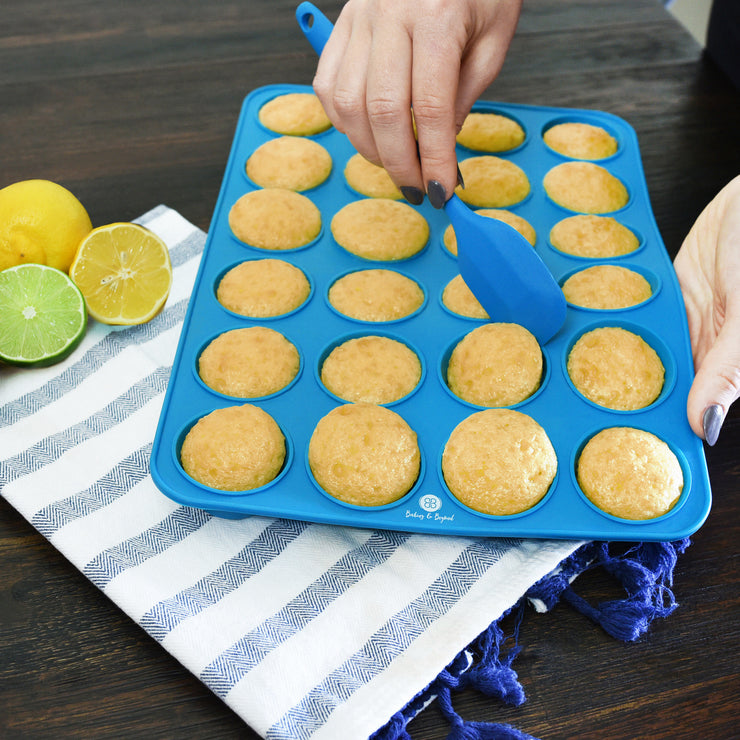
[686,316,740,444]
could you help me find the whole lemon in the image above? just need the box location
[0,179,93,273]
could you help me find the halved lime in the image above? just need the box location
[0,263,87,367]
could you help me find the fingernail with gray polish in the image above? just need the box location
[702,403,724,446]
[401,186,425,206]
[427,180,447,209]
[457,165,465,189]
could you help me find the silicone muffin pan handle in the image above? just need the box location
[295,1,567,344]
[296,1,334,56]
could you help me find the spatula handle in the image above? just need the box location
[296,2,333,55]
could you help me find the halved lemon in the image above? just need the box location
[69,223,172,325]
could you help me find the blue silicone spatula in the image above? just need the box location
[296,1,567,343]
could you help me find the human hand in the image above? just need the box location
[674,174,740,445]
[312,0,522,207]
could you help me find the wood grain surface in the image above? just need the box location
[1,1,738,738]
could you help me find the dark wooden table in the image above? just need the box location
[1,1,738,738]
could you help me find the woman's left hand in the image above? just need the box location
[674,174,740,444]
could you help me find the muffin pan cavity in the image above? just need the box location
[175,409,294,498]
[571,426,692,524]
[560,263,660,312]
[151,85,711,540]
[541,116,622,161]
[316,331,426,406]
[325,268,427,324]
[456,107,528,154]
[563,320,677,413]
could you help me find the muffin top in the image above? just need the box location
[229,188,321,250]
[320,335,422,404]
[344,153,403,199]
[577,427,683,520]
[328,269,424,322]
[180,404,286,492]
[308,403,421,507]
[562,265,652,310]
[258,92,332,135]
[447,323,543,407]
[544,161,628,213]
[567,326,664,410]
[456,112,526,152]
[442,274,489,320]
[543,122,618,160]
[216,259,310,318]
[331,198,429,261]
[455,156,531,208]
[442,408,557,516]
[246,136,332,191]
[198,326,300,398]
[550,215,639,258]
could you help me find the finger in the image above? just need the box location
[312,9,353,129]
[410,20,464,206]
[313,10,380,163]
[364,24,423,198]
[686,314,740,442]
[329,20,382,164]
[455,40,512,132]
[674,251,714,369]
[455,0,522,130]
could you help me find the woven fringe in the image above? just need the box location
[372,539,690,740]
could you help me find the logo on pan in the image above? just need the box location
[419,494,442,513]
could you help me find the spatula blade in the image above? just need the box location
[445,195,567,343]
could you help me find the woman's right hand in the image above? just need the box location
[312,0,523,207]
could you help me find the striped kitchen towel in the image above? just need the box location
[0,205,587,738]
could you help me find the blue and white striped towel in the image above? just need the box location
[0,205,582,739]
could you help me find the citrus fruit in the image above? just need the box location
[0,179,93,273]
[69,222,172,325]
[0,263,87,367]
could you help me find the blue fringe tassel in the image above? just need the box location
[371,539,690,740]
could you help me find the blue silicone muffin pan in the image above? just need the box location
[150,83,712,540]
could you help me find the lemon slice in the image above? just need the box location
[70,223,172,325]
[0,264,87,367]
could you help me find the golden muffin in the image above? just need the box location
[447,323,543,407]
[331,198,429,261]
[562,265,652,309]
[456,112,526,152]
[198,326,300,398]
[320,335,422,404]
[246,136,332,191]
[543,122,618,160]
[344,153,402,199]
[442,408,557,516]
[549,215,640,258]
[443,208,536,256]
[229,188,321,250]
[543,161,629,213]
[455,156,531,208]
[180,404,285,491]
[216,259,311,317]
[258,92,332,136]
[308,403,421,507]
[441,274,489,319]
[577,427,683,520]
[567,326,664,410]
[328,269,424,322]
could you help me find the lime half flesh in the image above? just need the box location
[0,264,87,367]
